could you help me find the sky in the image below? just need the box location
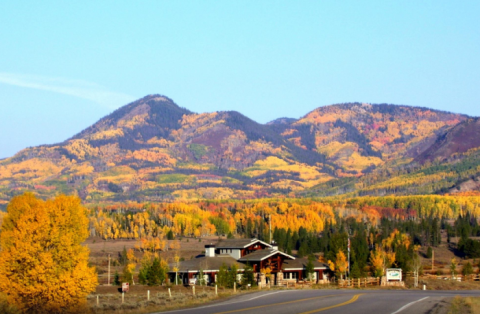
[1,1,479,159]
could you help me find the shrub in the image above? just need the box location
[462,262,474,276]
[426,247,433,259]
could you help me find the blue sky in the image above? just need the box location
[1,1,479,158]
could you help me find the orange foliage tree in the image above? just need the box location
[0,193,97,313]
[334,250,348,279]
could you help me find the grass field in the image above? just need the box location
[88,284,238,314]
[448,296,480,314]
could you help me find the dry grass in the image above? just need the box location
[412,278,480,290]
[419,233,479,275]
[88,285,241,314]
[448,296,480,314]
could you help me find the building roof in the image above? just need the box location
[215,238,272,249]
[168,255,245,273]
[281,258,329,271]
[238,249,295,262]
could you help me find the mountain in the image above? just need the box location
[0,95,477,206]
[416,118,480,163]
[274,103,466,176]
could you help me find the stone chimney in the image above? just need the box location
[271,241,278,251]
[205,244,215,257]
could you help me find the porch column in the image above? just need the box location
[259,272,266,287]
[277,271,284,285]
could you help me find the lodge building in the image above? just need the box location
[168,238,329,286]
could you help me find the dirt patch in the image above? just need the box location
[418,234,479,275]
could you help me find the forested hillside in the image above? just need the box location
[87,194,480,278]
[0,94,478,206]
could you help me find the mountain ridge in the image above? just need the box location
[0,95,477,206]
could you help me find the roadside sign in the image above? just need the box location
[386,268,402,281]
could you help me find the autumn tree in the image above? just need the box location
[334,250,348,279]
[450,257,458,277]
[122,249,137,284]
[260,266,272,284]
[370,250,384,277]
[173,254,181,285]
[0,193,97,313]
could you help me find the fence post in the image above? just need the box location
[193,285,195,296]
[215,284,218,295]
[97,295,99,306]
[122,292,124,304]
[168,288,172,298]
[234,282,236,293]
[148,290,150,301]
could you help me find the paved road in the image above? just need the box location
[156,289,480,314]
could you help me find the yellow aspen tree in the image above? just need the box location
[327,260,335,272]
[335,250,348,279]
[173,254,180,285]
[260,267,272,281]
[370,250,384,277]
[0,193,97,313]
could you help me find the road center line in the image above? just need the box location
[391,297,429,314]
[214,294,342,314]
[158,290,309,313]
[299,294,362,314]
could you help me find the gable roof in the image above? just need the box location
[215,238,272,249]
[168,255,245,273]
[238,249,295,262]
[281,258,329,270]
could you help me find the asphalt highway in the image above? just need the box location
[157,289,480,314]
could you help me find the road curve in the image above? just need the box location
[155,289,480,314]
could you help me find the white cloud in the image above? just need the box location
[0,72,135,109]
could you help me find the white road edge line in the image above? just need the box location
[391,297,429,314]
[157,290,295,313]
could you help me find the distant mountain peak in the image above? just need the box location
[267,117,297,125]
[70,94,192,141]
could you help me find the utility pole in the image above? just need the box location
[269,214,272,244]
[347,236,350,279]
[108,253,111,285]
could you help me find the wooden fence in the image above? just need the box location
[419,274,480,282]
[337,277,381,288]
